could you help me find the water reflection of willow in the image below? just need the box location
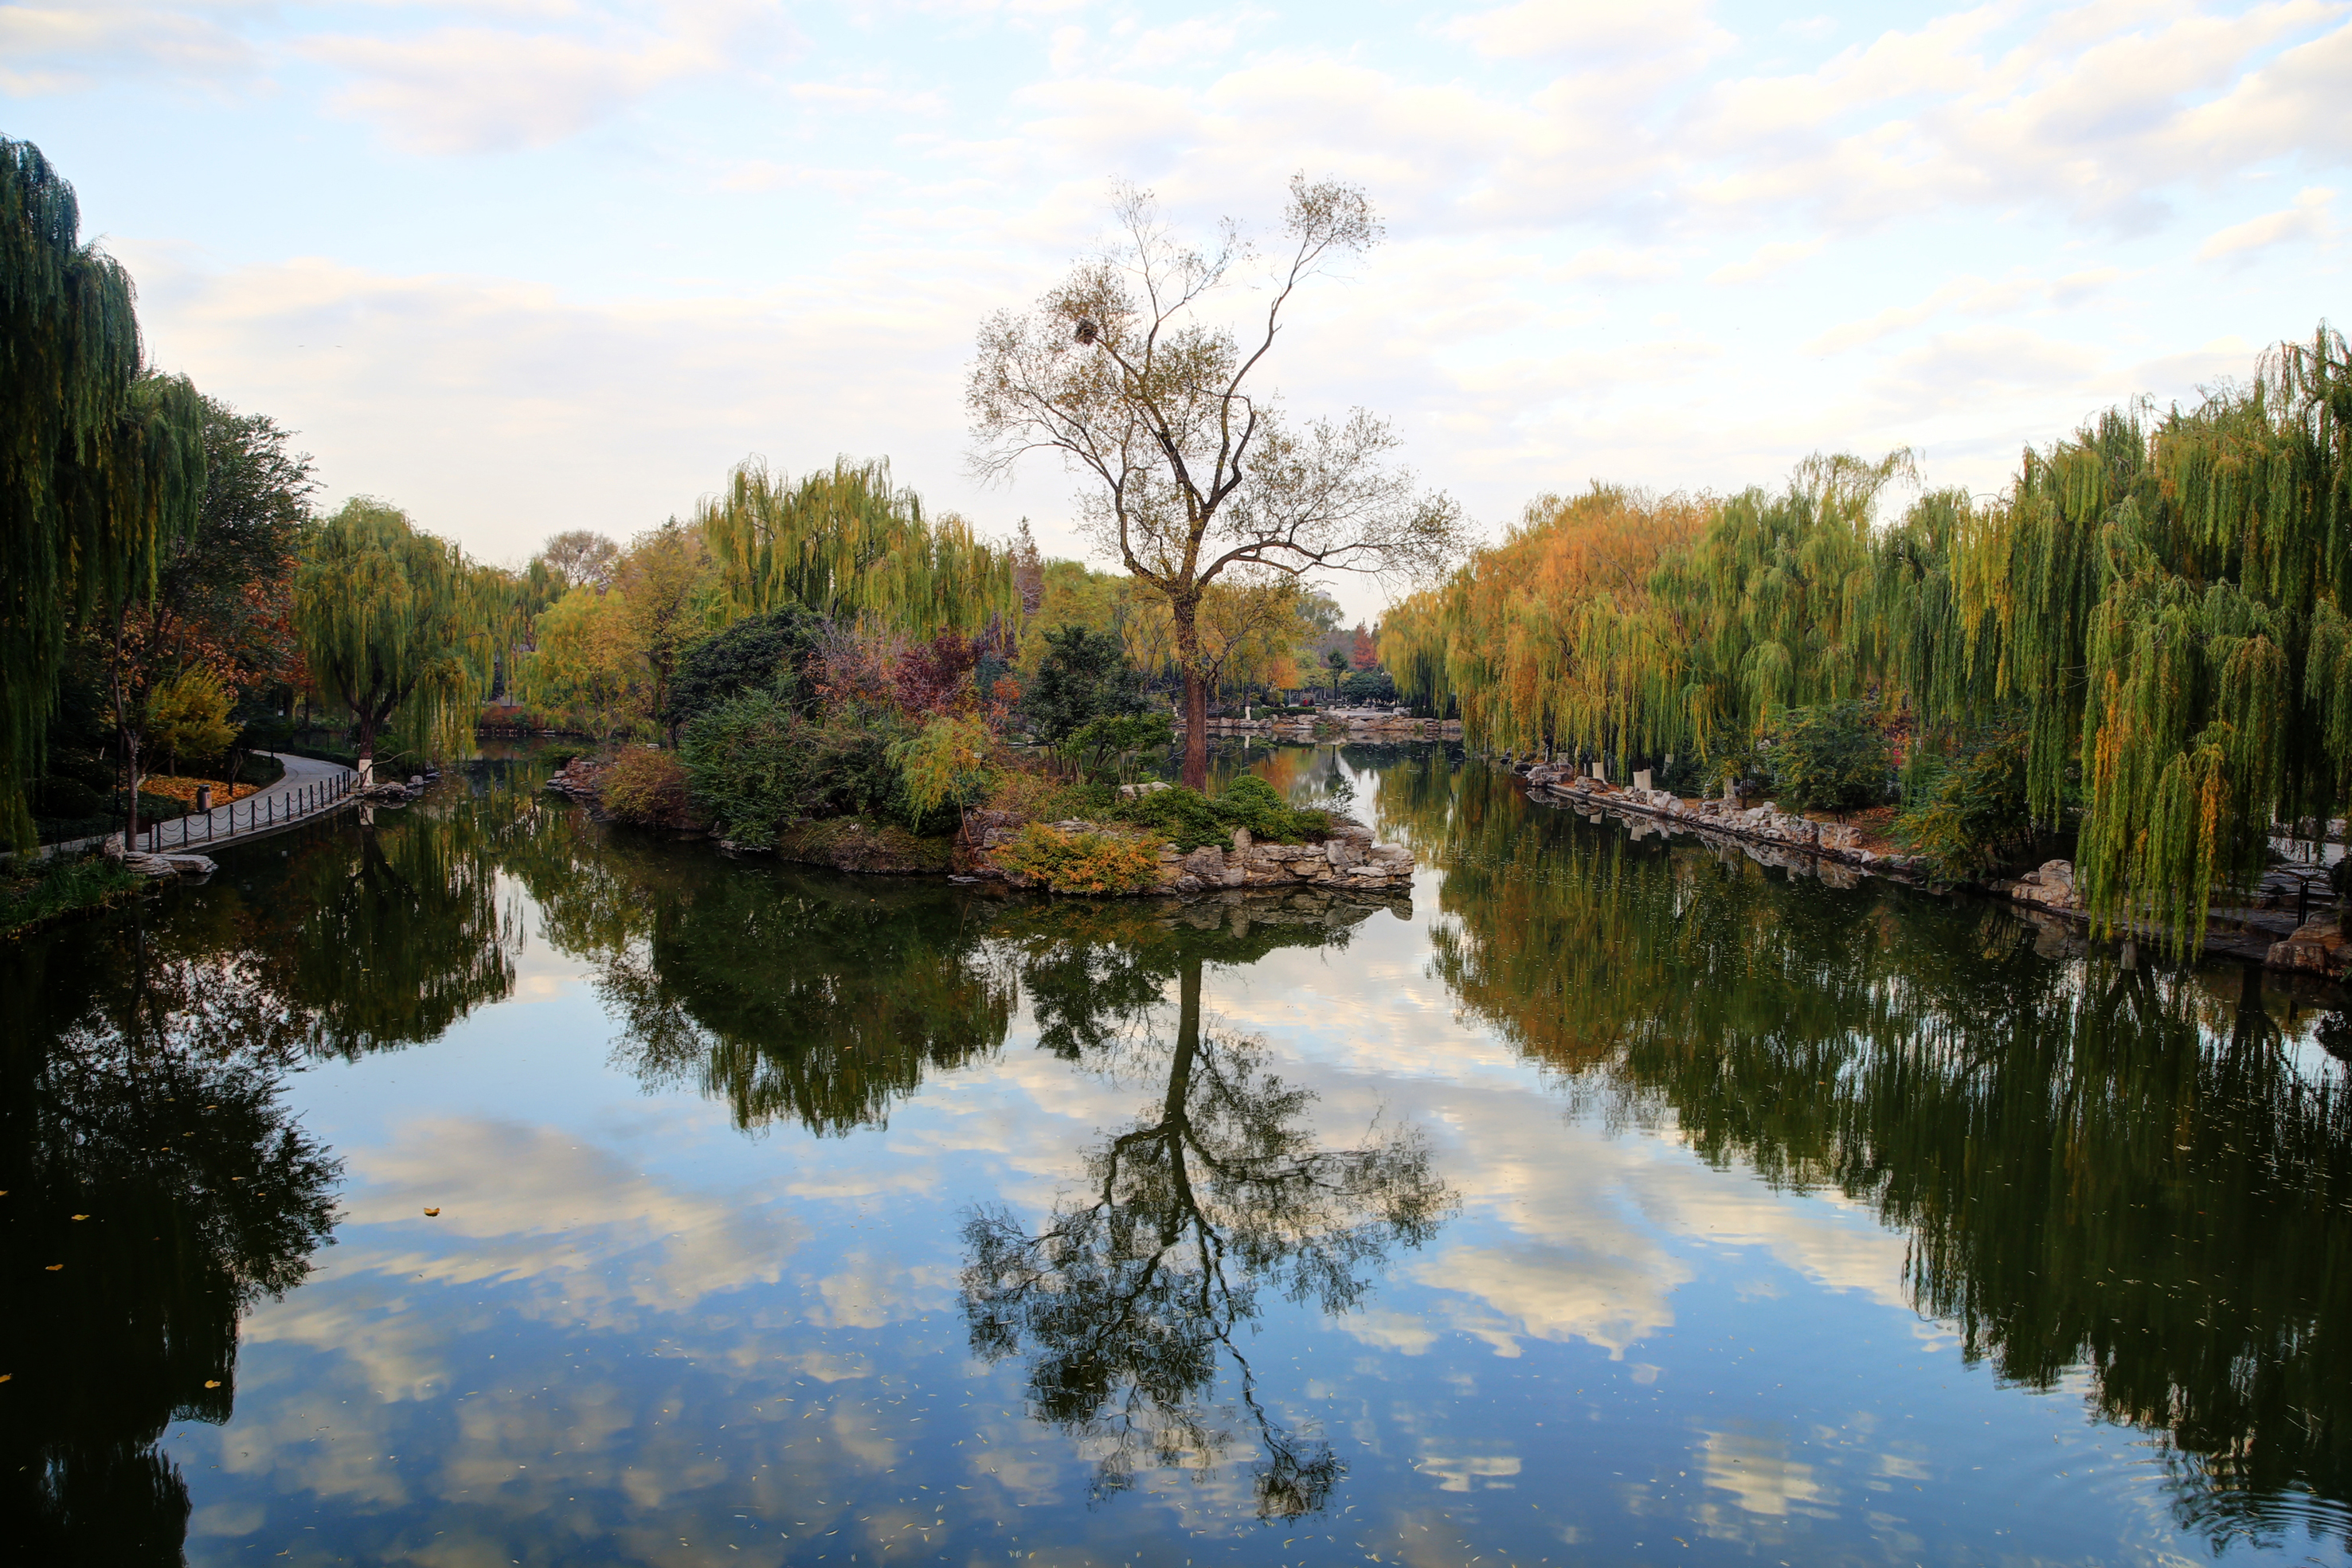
[0,919,342,1565]
[1386,753,2352,1553]
[502,803,1013,1134]
[965,900,1453,1518]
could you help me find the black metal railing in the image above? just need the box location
[143,768,358,853]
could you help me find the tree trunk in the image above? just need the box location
[354,709,377,788]
[121,730,141,847]
[1181,671,1209,789]
[1175,605,1209,790]
[109,604,141,847]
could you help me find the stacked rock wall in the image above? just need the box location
[965,816,1415,897]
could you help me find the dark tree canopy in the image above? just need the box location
[665,605,823,729]
[1,139,207,846]
[1017,623,1145,745]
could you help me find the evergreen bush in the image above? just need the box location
[1767,702,1892,812]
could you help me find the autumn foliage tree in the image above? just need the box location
[969,177,1461,787]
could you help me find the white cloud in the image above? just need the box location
[0,1,255,92]
[1444,0,1733,65]
[2196,184,2336,259]
[303,27,716,154]
[1708,237,1826,284]
[1804,267,2123,354]
[1700,1424,1832,1518]
[1687,2,2352,231]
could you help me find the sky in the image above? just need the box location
[3,0,2345,620]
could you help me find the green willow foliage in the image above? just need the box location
[1387,326,2352,948]
[1,139,209,847]
[293,499,507,773]
[698,456,1016,635]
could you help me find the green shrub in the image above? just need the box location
[0,852,144,937]
[597,748,695,827]
[986,771,1117,824]
[1767,702,1892,811]
[679,690,820,847]
[1019,624,1145,744]
[667,607,821,729]
[1061,710,1172,783]
[996,823,1165,893]
[1896,724,2035,882]
[1110,774,1329,851]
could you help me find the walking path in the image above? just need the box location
[41,751,359,859]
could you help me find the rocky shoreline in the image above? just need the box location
[1188,709,1462,742]
[961,811,1415,895]
[1513,758,2346,980]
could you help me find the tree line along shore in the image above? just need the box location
[8,128,2346,960]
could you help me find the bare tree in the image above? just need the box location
[538,528,621,592]
[968,177,1462,787]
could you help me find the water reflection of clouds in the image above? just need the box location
[332,1116,804,1322]
[1699,1424,1833,1519]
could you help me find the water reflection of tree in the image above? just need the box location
[1408,760,2352,1554]
[0,918,340,1565]
[522,823,1016,1134]
[964,901,1451,1517]
[271,796,526,1058]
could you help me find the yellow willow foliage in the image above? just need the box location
[1673,451,1907,740]
[520,585,648,737]
[1380,486,1715,760]
[294,499,505,767]
[1122,575,1309,698]
[1387,327,2351,951]
[1013,561,1129,672]
[698,456,1016,636]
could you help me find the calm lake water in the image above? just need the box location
[8,743,2352,1567]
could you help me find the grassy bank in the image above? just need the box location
[1,852,147,939]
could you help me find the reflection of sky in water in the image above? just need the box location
[147,775,2350,1566]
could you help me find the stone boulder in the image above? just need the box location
[2008,859,2083,913]
[2268,917,2350,976]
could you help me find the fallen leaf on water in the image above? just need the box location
[423,1207,440,1217]
[205,1380,221,1389]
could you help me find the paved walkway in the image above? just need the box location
[43,751,358,858]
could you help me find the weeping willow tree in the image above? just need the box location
[1382,461,1892,772]
[0,139,208,847]
[292,499,502,784]
[1886,328,2352,946]
[698,456,1016,636]
[1391,324,2350,950]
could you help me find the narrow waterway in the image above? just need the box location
[6,744,2348,1566]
